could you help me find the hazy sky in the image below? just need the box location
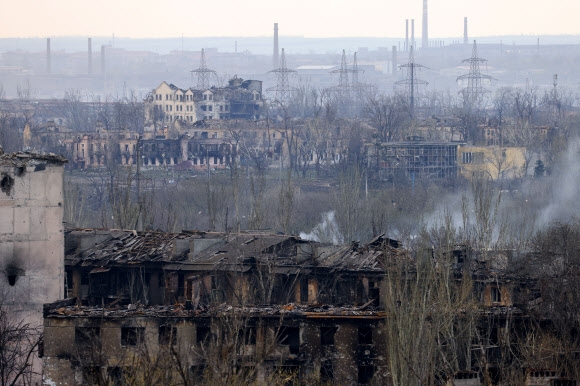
[2,0,580,39]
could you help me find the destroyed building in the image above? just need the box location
[40,226,580,385]
[44,230,399,385]
[365,138,461,181]
[145,77,265,130]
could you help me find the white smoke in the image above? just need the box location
[299,211,344,245]
[537,138,580,228]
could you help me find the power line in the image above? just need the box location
[267,48,296,103]
[395,45,428,119]
[457,40,492,107]
[190,48,216,90]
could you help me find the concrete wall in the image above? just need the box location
[0,154,65,314]
[0,152,66,382]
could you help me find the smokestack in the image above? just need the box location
[422,0,428,49]
[273,23,279,68]
[411,19,415,50]
[101,45,106,75]
[464,17,468,45]
[88,38,92,75]
[392,46,397,75]
[46,38,51,74]
[405,20,409,52]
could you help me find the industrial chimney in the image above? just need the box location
[273,23,279,68]
[392,46,397,75]
[464,17,468,45]
[46,38,51,74]
[101,45,106,75]
[422,0,428,49]
[411,19,415,50]
[405,20,409,52]
[88,38,92,75]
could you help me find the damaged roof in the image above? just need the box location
[44,302,386,320]
[65,229,405,274]
[0,151,68,165]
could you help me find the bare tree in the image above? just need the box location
[364,92,408,142]
[491,87,513,146]
[0,303,42,386]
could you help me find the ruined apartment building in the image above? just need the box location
[44,230,399,385]
[0,149,66,383]
[145,76,265,129]
[40,227,569,385]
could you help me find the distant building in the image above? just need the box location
[367,138,461,181]
[144,76,265,131]
[458,145,526,180]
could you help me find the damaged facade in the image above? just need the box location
[45,230,397,385]
[145,77,265,128]
[366,139,461,181]
[41,227,580,385]
[0,150,66,383]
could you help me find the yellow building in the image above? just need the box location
[458,146,526,180]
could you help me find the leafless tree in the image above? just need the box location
[491,87,513,146]
[0,303,42,386]
[364,92,408,142]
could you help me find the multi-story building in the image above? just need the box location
[40,226,580,385]
[366,138,462,181]
[144,77,265,131]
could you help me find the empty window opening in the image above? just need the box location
[369,281,380,307]
[82,366,101,385]
[1,174,14,196]
[107,367,124,386]
[121,327,144,346]
[190,365,206,378]
[197,325,211,345]
[320,360,334,382]
[75,327,101,346]
[321,326,337,346]
[159,325,177,346]
[278,326,300,355]
[358,326,373,345]
[239,326,257,345]
[358,365,375,384]
[300,279,308,303]
[491,286,501,303]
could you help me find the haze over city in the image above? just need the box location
[2,0,580,39]
[5,0,580,385]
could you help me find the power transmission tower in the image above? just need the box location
[395,45,428,119]
[190,48,216,90]
[457,40,492,107]
[325,51,369,116]
[267,48,296,103]
[330,49,353,98]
